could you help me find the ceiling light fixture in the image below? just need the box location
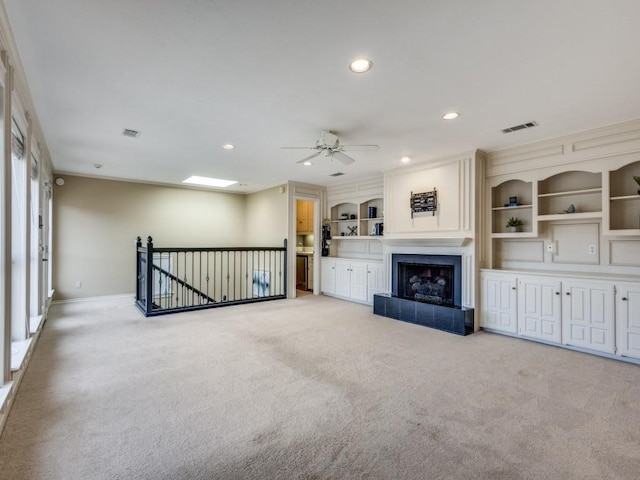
[303,161,312,166]
[222,144,235,150]
[349,58,373,73]
[401,156,411,163]
[442,112,460,120]
[182,176,237,188]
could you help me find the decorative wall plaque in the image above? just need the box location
[410,189,437,218]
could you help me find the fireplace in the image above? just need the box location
[392,254,462,307]
[374,253,472,335]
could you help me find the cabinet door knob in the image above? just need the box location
[511,287,516,290]
[565,292,570,296]
[555,292,560,295]
[622,297,628,301]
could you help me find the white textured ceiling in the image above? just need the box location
[4,0,640,192]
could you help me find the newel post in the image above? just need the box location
[145,236,154,315]
[135,236,142,302]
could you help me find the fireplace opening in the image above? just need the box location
[397,262,453,305]
[392,254,462,307]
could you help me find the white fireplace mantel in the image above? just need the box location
[380,235,471,247]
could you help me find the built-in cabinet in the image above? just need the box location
[561,280,615,354]
[517,275,562,344]
[616,282,640,358]
[481,271,517,334]
[321,258,383,305]
[296,200,314,233]
[481,270,639,361]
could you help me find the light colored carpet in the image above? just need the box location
[1,294,639,479]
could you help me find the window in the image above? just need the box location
[11,117,28,341]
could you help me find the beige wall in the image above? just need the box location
[244,185,288,248]
[53,175,248,300]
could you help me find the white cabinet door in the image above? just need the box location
[367,262,386,304]
[334,259,352,297]
[350,261,368,302]
[562,281,615,354]
[517,276,562,343]
[320,258,336,294]
[617,282,640,359]
[481,272,517,334]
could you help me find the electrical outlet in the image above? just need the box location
[588,244,597,255]
[546,242,555,254]
[75,281,82,289]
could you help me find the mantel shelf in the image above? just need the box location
[380,236,471,247]
[538,187,602,198]
[537,212,602,221]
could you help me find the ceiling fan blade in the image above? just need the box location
[296,152,322,164]
[281,146,317,150]
[340,144,380,151]
[332,151,355,165]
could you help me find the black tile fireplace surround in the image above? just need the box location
[374,254,473,335]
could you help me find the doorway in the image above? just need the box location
[295,199,317,297]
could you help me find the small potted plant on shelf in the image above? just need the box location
[506,217,524,233]
[634,175,640,194]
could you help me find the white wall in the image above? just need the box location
[245,184,288,248]
[53,175,247,300]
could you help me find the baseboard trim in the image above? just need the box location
[52,293,135,305]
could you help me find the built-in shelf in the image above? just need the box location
[491,204,533,211]
[610,195,640,201]
[330,198,383,238]
[538,187,602,198]
[490,179,536,236]
[537,212,603,221]
[491,232,538,239]
[332,235,383,240]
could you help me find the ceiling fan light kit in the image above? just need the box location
[282,130,379,165]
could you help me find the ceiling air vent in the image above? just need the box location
[329,172,345,177]
[501,121,538,134]
[122,128,141,138]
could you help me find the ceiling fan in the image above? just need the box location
[282,130,379,165]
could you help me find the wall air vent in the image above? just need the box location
[329,172,345,177]
[122,128,141,138]
[501,121,538,134]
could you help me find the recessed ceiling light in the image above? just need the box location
[93,163,103,169]
[349,58,373,73]
[303,161,312,166]
[442,112,460,120]
[401,156,411,163]
[222,144,235,150]
[182,176,237,188]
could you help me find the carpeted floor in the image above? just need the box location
[1,294,639,479]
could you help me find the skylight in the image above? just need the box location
[182,176,237,188]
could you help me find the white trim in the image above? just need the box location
[29,314,43,334]
[10,337,32,372]
[51,293,135,305]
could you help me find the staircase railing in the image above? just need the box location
[135,236,287,316]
